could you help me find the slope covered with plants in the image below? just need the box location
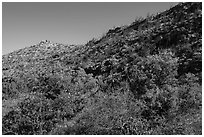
[2,2,202,135]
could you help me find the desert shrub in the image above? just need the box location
[37,69,99,134]
[177,73,202,114]
[122,50,179,129]
[127,50,178,97]
[153,108,202,135]
[50,90,130,135]
[3,95,50,135]
[33,75,62,100]
[2,77,19,100]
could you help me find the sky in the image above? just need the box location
[2,2,178,55]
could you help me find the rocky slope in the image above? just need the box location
[2,2,202,135]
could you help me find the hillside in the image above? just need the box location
[2,2,202,135]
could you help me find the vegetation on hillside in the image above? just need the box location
[2,2,202,135]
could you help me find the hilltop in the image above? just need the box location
[2,2,202,135]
